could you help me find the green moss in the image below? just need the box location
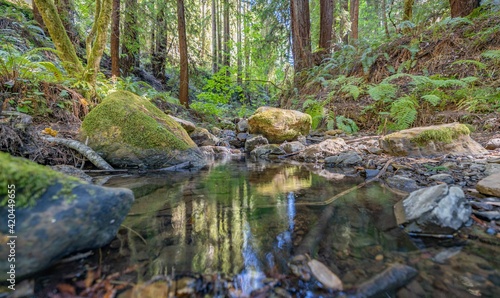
[0,152,80,208]
[411,124,470,146]
[81,91,195,151]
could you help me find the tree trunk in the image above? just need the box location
[449,0,480,18]
[33,0,84,77]
[290,0,312,75]
[223,0,230,75]
[217,0,222,72]
[177,0,189,108]
[211,0,218,73]
[403,0,414,21]
[319,0,334,53]
[237,0,242,85]
[111,0,120,78]
[350,0,359,41]
[201,0,207,62]
[55,0,81,49]
[121,0,139,76]
[85,0,113,84]
[382,0,390,38]
[341,0,349,44]
[152,3,167,84]
[32,1,46,31]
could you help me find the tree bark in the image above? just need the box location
[237,0,242,85]
[85,0,113,84]
[382,0,390,38]
[33,0,84,77]
[290,0,312,75]
[211,0,218,73]
[111,0,120,78]
[55,0,81,49]
[403,0,414,21]
[449,0,480,18]
[152,2,167,84]
[223,0,230,75]
[319,0,334,52]
[350,0,359,41]
[121,0,139,76]
[177,0,189,108]
[341,0,349,44]
[32,1,46,31]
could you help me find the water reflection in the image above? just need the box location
[103,161,500,295]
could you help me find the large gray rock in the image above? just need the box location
[80,91,205,169]
[280,141,306,154]
[379,123,487,157]
[325,152,362,167]
[0,153,134,280]
[386,176,419,193]
[190,127,220,147]
[476,173,500,197]
[248,107,312,143]
[250,144,286,161]
[245,135,269,152]
[293,138,350,163]
[169,115,196,133]
[394,184,471,232]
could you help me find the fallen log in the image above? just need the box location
[353,263,418,297]
[42,136,114,170]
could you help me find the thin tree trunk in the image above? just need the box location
[111,0,120,78]
[121,0,139,76]
[319,0,334,52]
[152,3,167,84]
[223,0,230,75]
[211,0,218,73]
[55,0,81,49]
[341,0,349,44]
[382,0,390,38]
[236,0,242,85]
[217,0,222,71]
[244,0,250,81]
[403,0,414,21]
[449,0,480,18]
[177,0,189,108]
[350,0,359,41]
[32,1,46,31]
[201,0,207,62]
[33,0,84,77]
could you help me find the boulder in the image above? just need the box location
[428,174,455,185]
[245,135,269,152]
[386,175,419,193]
[51,165,93,183]
[169,115,196,133]
[293,138,350,163]
[80,91,205,169]
[280,141,306,154]
[200,146,233,161]
[237,119,249,132]
[325,152,362,167]
[190,127,220,147]
[250,144,286,161]
[0,152,134,280]
[394,184,471,232]
[476,173,500,197]
[379,123,487,157]
[485,138,500,150]
[248,107,311,143]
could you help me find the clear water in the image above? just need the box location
[104,161,500,296]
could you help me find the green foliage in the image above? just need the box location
[481,50,500,62]
[336,115,359,134]
[389,95,418,130]
[437,17,473,28]
[367,83,397,102]
[303,98,324,130]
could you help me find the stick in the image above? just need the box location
[42,136,114,170]
[148,161,191,172]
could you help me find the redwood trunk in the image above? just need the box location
[177,0,189,108]
[350,0,359,41]
[211,0,218,73]
[223,0,230,75]
[111,0,120,77]
[449,0,480,18]
[121,0,139,76]
[290,0,312,74]
[319,0,334,52]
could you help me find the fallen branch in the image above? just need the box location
[353,263,418,297]
[148,161,191,172]
[42,136,114,170]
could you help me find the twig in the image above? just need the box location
[148,161,191,172]
[121,224,147,245]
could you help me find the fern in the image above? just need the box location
[303,99,324,130]
[390,96,418,130]
[421,94,441,106]
[368,83,397,102]
[481,50,500,62]
[336,115,359,134]
[438,17,473,28]
[340,84,361,100]
[451,59,487,70]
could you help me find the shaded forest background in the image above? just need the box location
[0,0,499,134]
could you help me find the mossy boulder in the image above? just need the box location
[0,152,134,280]
[379,123,487,157]
[248,107,311,143]
[80,91,205,169]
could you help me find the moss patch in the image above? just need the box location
[411,124,470,146]
[0,152,80,208]
[81,91,195,151]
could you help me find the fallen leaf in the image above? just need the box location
[307,259,343,290]
[42,127,58,137]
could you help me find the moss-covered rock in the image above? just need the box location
[379,123,487,157]
[80,91,205,169]
[0,153,134,280]
[248,107,312,143]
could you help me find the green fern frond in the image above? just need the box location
[421,94,441,106]
[382,73,414,84]
[390,96,418,130]
[38,62,63,81]
[368,83,397,101]
[340,84,361,100]
[481,50,500,61]
[336,115,359,134]
[451,59,487,70]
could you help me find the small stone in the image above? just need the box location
[485,138,500,150]
[428,174,455,184]
[375,254,384,261]
[476,173,500,197]
[386,175,419,192]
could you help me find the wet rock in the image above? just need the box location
[218,129,239,147]
[80,91,205,169]
[394,184,471,231]
[200,146,232,161]
[476,173,500,197]
[237,119,249,132]
[325,152,362,167]
[190,127,220,147]
[484,163,500,176]
[250,144,286,161]
[170,115,196,133]
[428,174,455,185]
[386,175,419,193]
[248,107,311,143]
[355,264,418,298]
[379,123,487,157]
[280,141,306,154]
[0,153,134,280]
[245,135,269,152]
[293,138,350,163]
[485,138,500,150]
[472,211,500,221]
[51,165,93,183]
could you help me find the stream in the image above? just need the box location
[36,160,500,297]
